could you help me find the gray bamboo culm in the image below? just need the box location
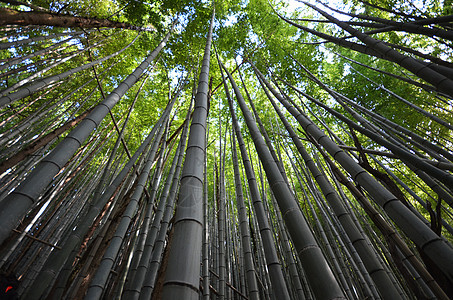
[0,34,79,72]
[231,115,260,300]
[127,99,191,300]
[160,9,214,300]
[291,62,453,190]
[201,126,210,300]
[121,149,163,292]
[138,121,188,299]
[278,11,453,97]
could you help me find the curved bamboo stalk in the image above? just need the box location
[302,2,453,98]
[0,48,76,80]
[279,66,453,195]
[0,107,91,174]
[353,0,422,21]
[0,57,117,130]
[316,1,453,41]
[317,146,450,299]
[332,51,443,95]
[321,82,453,162]
[277,12,453,91]
[375,155,453,233]
[0,71,100,147]
[0,33,111,97]
[349,66,453,131]
[307,89,453,208]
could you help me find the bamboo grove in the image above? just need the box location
[0,0,453,299]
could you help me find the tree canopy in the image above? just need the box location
[0,0,452,299]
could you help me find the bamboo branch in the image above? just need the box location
[208,269,249,299]
[12,229,61,249]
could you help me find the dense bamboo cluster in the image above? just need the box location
[1,1,452,299]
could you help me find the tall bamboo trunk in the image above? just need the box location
[160,9,214,299]
[231,131,260,300]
